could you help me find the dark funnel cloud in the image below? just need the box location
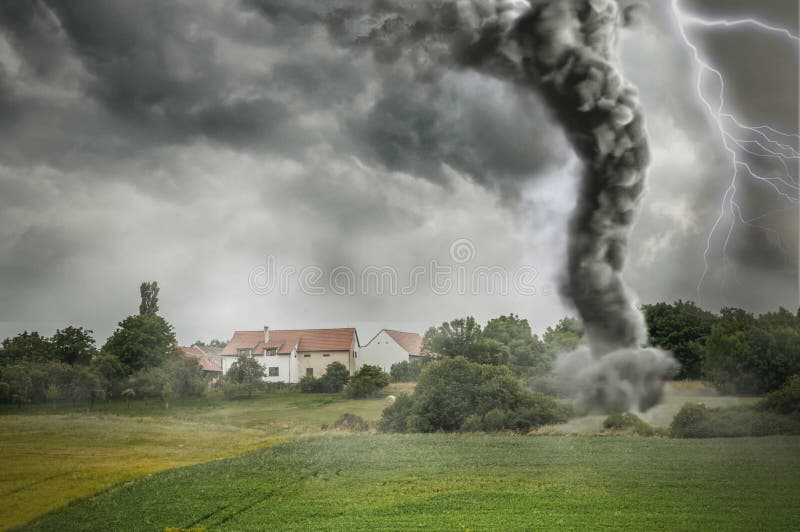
[344,0,678,411]
[510,0,678,411]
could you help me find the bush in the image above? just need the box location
[702,307,800,394]
[603,412,658,436]
[759,375,800,415]
[345,365,390,398]
[378,394,415,433]
[319,362,350,392]
[379,357,567,433]
[482,408,509,432]
[670,402,800,438]
[299,375,321,393]
[389,359,428,383]
[163,354,207,398]
[330,412,369,431]
[130,367,169,399]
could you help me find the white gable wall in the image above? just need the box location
[358,330,410,373]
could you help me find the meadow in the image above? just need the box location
[21,434,800,531]
[0,389,397,530]
[3,383,798,531]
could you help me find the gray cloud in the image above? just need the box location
[0,0,796,347]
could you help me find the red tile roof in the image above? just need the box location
[178,346,222,373]
[221,328,356,356]
[384,330,424,356]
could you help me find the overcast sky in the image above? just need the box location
[0,0,797,346]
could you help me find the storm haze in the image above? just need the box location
[0,0,796,345]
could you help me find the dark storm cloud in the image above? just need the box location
[0,0,293,149]
[0,0,795,345]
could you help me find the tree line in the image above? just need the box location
[0,282,207,407]
[413,302,800,395]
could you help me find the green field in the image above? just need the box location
[0,390,396,530]
[21,434,800,531]
[3,383,798,531]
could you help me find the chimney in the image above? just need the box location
[264,326,270,344]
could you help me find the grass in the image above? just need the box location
[0,389,395,530]
[21,434,800,531]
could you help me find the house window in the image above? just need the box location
[268,367,279,377]
[303,354,311,358]
[323,353,330,357]
[237,348,252,357]
[264,348,277,356]
[306,368,314,377]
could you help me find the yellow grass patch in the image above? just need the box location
[0,414,283,530]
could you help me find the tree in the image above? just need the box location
[52,326,97,366]
[379,357,566,433]
[483,314,549,373]
[0,365,32,407]
[542,317,583,354]
[423,316,482,357]
[702,307,800,394]
[163,354,207,398]
[345,365,390,398]
[0,331,53,365]
[390,359,429,383]
[102,314,177,373]
[642,300,717,379]
[92,354,126,396]
[139,281,160,316]
[225,354,265,397]
[319,361,350,392]
[422,316,508,365]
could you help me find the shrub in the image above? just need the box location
[163,354,207,398]
[389,359,428,383]
[319,362,350,392]
[379,357,567,433]
[759,375,800,415]
[459,414,483,432]
[482,408,509,432]
[299,375,321,393]
[603,412,658,436]
[345,365,390,398]
[330,412,369,431]
[670,402,800,438]
[510,393,568,431]
[130,367,169,399]
[378,394,415,433]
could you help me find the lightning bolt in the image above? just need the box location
[670,0,800,294]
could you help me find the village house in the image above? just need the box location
[178,345,223,379]
[220,327,359,383]
[358,329,426,373]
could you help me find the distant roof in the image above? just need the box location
[178,346,222,373]
[221,328,357,356]
[384,330,424,356]
[192,344,227,364]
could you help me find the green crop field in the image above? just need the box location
[3,383,797,531]
[20,434,800,531]
[0,389,396,530]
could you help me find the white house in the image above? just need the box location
[220,327,359,383]
[358,329,426,373]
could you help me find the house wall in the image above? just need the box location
[251,353,294,383]
[296,350,351,379]
[358,330,409,373]
[221,356,237,374]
